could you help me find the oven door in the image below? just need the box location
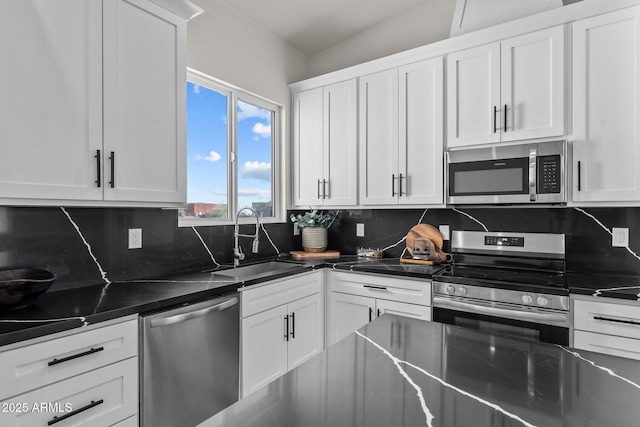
[433,295,569,346]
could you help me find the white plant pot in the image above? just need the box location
[302,227,327,253]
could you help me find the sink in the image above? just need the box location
[213,261,301,281]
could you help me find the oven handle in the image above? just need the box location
[433,296,568,324]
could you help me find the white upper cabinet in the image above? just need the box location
[0,0,104,202]
[359,58,444,206]
[0,0,186,206]
[572,6,640,203]
[292,79,357,207]
[103,0,186,204]
[447,25,565,148]
[398,58,444,205]
[359,69,399,205]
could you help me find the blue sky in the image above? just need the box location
[186,82,272,210]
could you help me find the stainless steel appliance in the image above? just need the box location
[432,231,570,345]
[140,293,239,427]
[446,140,566,205]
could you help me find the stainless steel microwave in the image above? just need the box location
[446,140,567,205]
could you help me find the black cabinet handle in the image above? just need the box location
[47,399,104,425]
[577,161,581,192]
[377,309,382,317]
[398,173,404,196]
[108,151,115,188]
[284,315,289,341]
[369,307,373,322]
[364,284,388,291]
[504,104,507,132]
[493,106,498,133]
[594,316,640,326]
[317,179,322,199]
[95,150,101,188]
[323,179,328,199]
[290,312,295,339]
[391,174,396,197]
[48,347,104,367]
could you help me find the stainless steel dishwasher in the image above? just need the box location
[140,292,239,427]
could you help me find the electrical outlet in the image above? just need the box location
[293,223,300,236]
[439,225,450,240]
[356,223,365,237]
[128,228,142,249]
[612,227,629,247]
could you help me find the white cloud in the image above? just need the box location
[193,151,222,162]
[192,84,201,95]
[241,161,271,181]
[237,102,271,121]
[252,122,271,138]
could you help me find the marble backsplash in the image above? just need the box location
[1,206,639,292]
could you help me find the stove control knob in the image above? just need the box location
[445,285,456,295]
[522,295,534,304]
[537,296,549,307]
[457,287,468,296]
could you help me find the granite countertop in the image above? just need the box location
[200,314,640,427]
[0,256,443,347]
[567,272,640,300]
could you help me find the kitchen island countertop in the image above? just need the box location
[200,314,640,427]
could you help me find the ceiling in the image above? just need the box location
[202,0,429,56]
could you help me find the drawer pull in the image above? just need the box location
[48,347,105,367]
[364,284,388,291]
[594,316,640,326]
[47,399,104,425]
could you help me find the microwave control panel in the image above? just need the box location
[537,155,561,194]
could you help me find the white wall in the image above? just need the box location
[305,0,455,78]
[187,0,308,104]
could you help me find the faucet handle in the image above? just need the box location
[252,238,259,254]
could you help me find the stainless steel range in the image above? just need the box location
[432,230,570,345]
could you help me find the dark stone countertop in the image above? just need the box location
[567,272,640,301]
[0,256,442,347]
[200,314,640,427]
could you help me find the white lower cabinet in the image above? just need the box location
[327,271,431,346]
[0,317,138,427]
[573,296,640,360]
[240,271,324,397]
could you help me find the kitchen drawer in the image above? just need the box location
[574,299,640,340]
[329,271,431,306]
[574,330,640,361]
[113,415,138,427]
[0,357,138,427]
[0,319,137,400]
[241,271,322,318]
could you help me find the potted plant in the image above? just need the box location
[290,210,337,253]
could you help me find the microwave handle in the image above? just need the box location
[529,148,537,202]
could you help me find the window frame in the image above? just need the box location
[179,68,283,227]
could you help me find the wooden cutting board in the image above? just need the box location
[290,250,340,259]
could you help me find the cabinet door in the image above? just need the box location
[501,26,565,141]
[103,0,186,204]
[573,6,640,202]
[447,43,501,147]
[0,0,103,202]
[328,293,374,346]
[287,293,324,370]
[292,88,324,206]
[376,300,431,321]
[398,57,444,205]
[241,305,288,397]
[359,69,399,205]
[324,80,358,206]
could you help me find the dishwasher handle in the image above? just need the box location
[150,296,238,328]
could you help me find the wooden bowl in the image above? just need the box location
[0,269,57,309]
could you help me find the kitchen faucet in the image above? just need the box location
[233,207,260,267]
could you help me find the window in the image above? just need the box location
[179,69,281,226]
